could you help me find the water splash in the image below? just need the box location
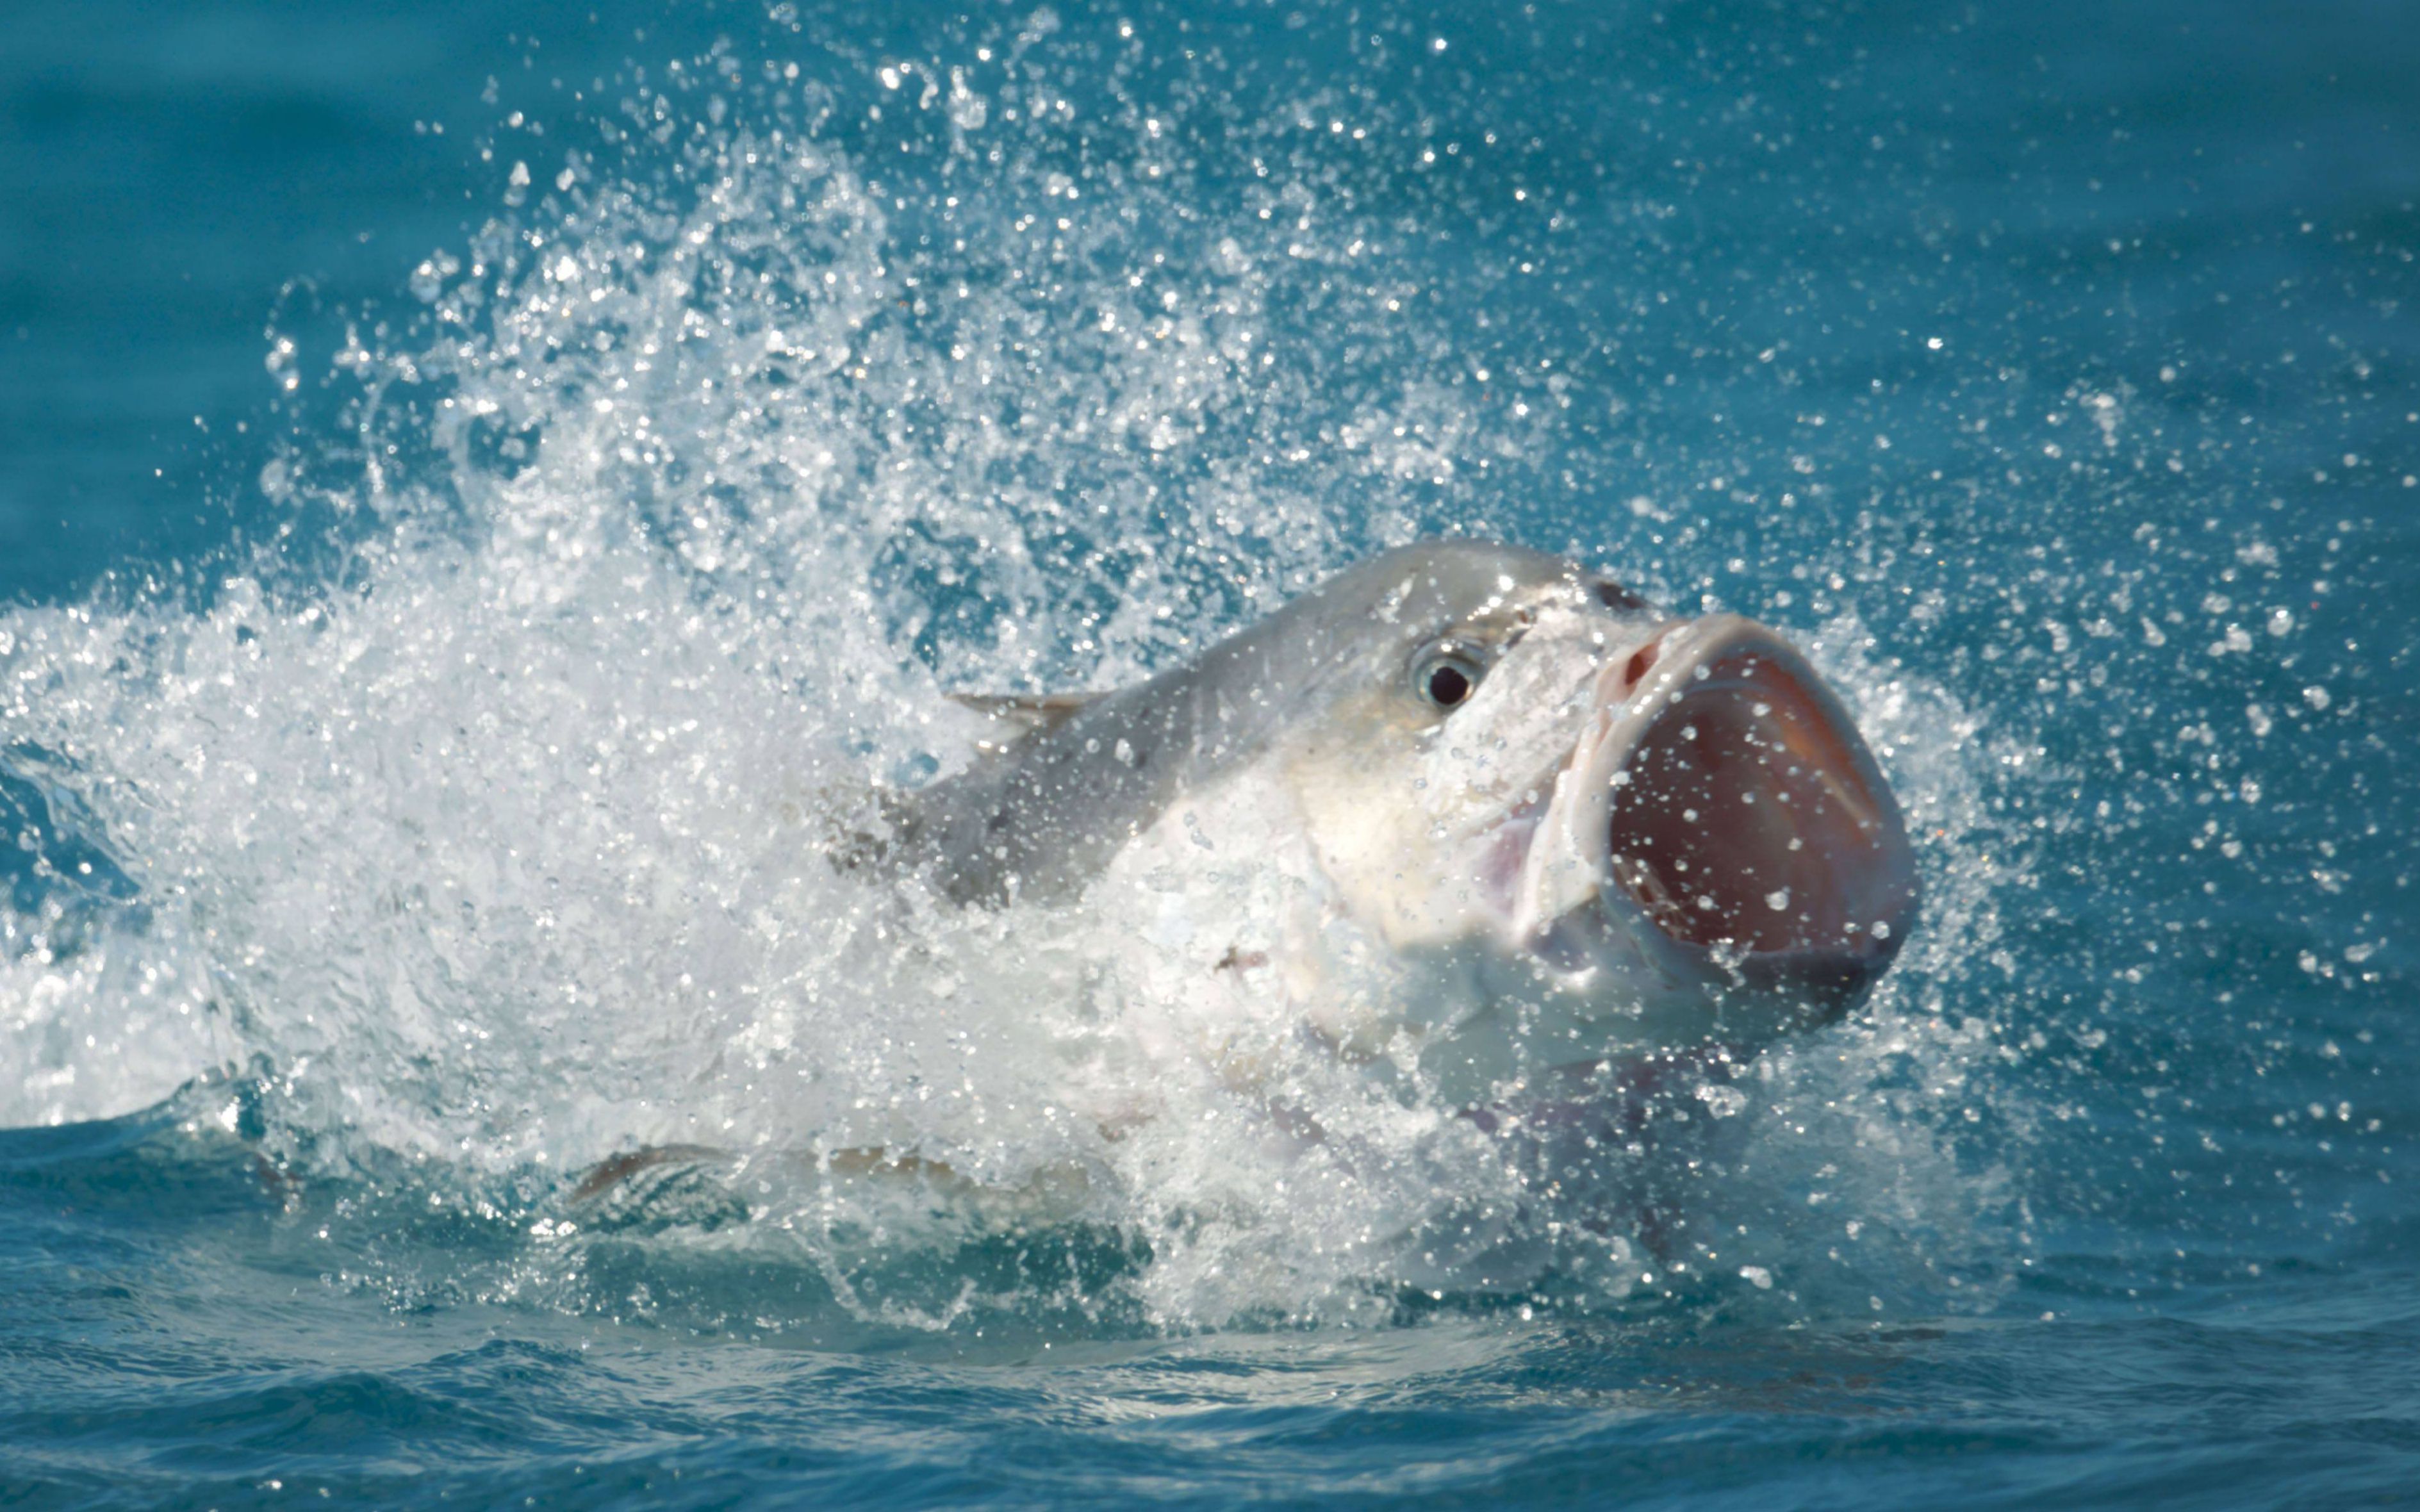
[0,21,2030,1332]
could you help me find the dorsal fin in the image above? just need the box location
[948,691,1101,752]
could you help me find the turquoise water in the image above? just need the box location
[2,1,2415,1506]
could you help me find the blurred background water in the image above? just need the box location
[1,0,2415,1506]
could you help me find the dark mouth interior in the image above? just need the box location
[1606,648,1902,956]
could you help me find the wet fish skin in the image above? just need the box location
[886,541,1614,908]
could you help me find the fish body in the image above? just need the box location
[871,541,1918,1109]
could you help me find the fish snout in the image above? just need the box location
[1581,614,1918,1020]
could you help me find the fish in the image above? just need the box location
[866,538,1918,1108]
[573,539,1918,1215]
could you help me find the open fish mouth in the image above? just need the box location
[1530,614,1918,1013]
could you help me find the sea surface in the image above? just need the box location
[1,1,2416,1506]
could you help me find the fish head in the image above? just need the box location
[1274,545,1917,1091]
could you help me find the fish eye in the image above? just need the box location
[1592,577,1649,613]
[1412,645,1486,711]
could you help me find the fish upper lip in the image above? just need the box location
[1515,614,1918,976]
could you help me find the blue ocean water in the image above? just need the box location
[1,0,2415,1505]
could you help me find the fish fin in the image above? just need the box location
[947,692,1101,750]
[569,1142,732,1204]
[565,1143,750,1233]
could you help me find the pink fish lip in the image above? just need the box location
[1539,614,1919,1012]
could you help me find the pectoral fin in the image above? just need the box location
[569,1142,732,1203]
[566,1143,747,1233]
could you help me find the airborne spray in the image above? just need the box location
[0,17,2021,1332]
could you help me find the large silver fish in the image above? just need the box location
[573,540,1918,1218]
[868,539,1918,1108]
